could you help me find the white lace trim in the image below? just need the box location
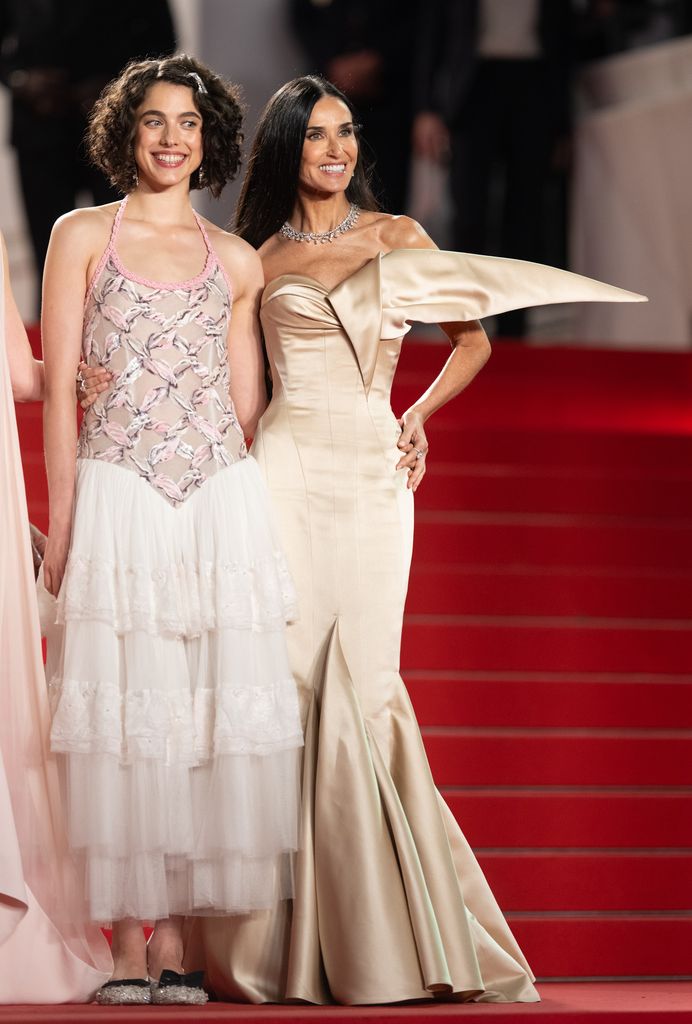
[56,551,298,637]
[49,676,304,763]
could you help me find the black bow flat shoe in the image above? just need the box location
[150,969,208,1005]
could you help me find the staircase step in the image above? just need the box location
[397,339,692,395]
[442,789,692,849]
[509,914,692,978]
[27,508,692,579]
[422,729,692,786]
[431,429,692,472]
[62,454,692,516]
[402,424,692,471]
[405,667,692,733]
[477,852,692,912]
[394,342,692,437]
[402,619,692,674]
[394,383,692,438]
[405,672,692,729]
[406,565,692,619]
[414,515,692,571]
[420,464,692,517]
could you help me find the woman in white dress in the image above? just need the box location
[0,232,112,1003]
[41,55,303,1005]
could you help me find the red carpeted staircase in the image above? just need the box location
[12,334,692,1020]
[393,341,692,983]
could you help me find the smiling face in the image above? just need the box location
[133,81,203,189]
[298,95,358,198]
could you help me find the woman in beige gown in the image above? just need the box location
[189,76,644,1005]
[0,232,112,1002]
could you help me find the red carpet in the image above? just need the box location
[12,334,692,1016]
[0,983,691,1022]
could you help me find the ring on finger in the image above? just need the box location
[414,448,425,460]
[76,370,87,394]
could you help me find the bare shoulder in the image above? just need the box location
[50,202,119,253]
[206,222,259,267]
[375,214,437,253]
[204,222,264,295]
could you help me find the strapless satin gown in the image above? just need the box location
[189,250,644,1004]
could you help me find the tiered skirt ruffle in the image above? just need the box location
[43,456,303,924]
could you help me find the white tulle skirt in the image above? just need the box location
[43,456,303,924]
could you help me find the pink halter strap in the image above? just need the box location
[85,194,233,302]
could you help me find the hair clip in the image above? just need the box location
[187,71,208,95]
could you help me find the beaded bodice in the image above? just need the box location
[78,197,246,507]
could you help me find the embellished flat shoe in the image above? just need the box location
[95,978,152,1005]
[150,969,208,1005]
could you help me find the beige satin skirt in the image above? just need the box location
[184,385,538,1004]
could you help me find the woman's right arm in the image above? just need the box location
[42,213,93,597]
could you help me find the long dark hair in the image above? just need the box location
[235,76,379,249]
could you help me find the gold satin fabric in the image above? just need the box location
[188,251,644,1004]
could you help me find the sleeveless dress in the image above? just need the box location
[193,250,645,1004]
[45,197,303,924]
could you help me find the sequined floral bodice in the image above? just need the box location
[78,199,246,507]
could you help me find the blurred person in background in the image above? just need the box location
[0,0,176,311]
[577,0,692,59]
[412,0,575,338]
[290,0,417,213]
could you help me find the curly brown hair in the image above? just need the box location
[87,54,243,198]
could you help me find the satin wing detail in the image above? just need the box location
[329,249,646,393]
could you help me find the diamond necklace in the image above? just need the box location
[280,203,360,244]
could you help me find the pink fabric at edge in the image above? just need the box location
[0,245,112,1002]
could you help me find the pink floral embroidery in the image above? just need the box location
[78,202,246,507]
